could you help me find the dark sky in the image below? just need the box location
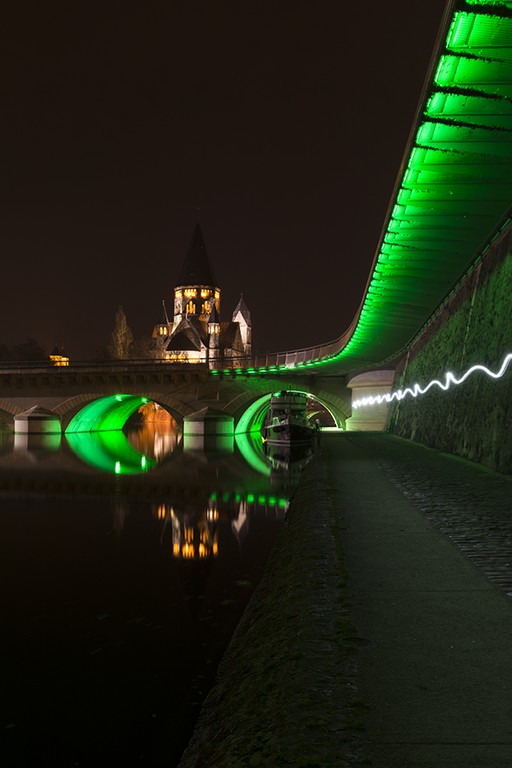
[2,0,448,360]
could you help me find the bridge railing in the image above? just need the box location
[208,322,356,371]
[0,323,356,375]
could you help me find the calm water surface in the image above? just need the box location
[0,425,313,767]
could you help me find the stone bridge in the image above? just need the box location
[0,362,352,435]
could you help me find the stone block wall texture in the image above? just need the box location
[388,223,512,475]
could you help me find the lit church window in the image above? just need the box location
[49,349,70,366]
[186,300,196,314]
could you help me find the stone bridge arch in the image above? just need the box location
[211,375,351,431]
[54,392,208,432]
[0,368,351,434]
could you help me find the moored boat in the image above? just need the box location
[262,391,317,445]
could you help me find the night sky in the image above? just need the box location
[3,0,448,360]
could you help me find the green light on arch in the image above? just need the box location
[235,390,341,434]
[66,395,149,433]
[235,394,272,436]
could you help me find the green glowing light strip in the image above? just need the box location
[218,2,512,378]
[465,1,512,8]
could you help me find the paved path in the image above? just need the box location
[327,432,512,768]
[179,432,512,767]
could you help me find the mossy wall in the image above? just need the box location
[388,224,512,475]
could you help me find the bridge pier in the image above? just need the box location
[14,406,62,434]
[183,407,234,452]
[346,370,395,431]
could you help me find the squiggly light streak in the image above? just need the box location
[352,353,512,409]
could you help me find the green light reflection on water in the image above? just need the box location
[65,430,156,475]
[234,429,270,478]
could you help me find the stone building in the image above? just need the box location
[153,224,252,366]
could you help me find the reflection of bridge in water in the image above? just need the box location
[0,421,295,480]
[0,423,311,561]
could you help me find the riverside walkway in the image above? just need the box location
[178,432,512,768]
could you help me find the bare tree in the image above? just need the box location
[107,305,134,360]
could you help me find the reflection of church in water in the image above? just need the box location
[153,494,286,560]
[152,224,252,366]
[154,498,222,560]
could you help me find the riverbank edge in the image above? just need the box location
[177,445,365,768]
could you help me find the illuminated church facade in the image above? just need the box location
[153,224,252,366]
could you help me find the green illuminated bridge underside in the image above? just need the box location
[213,0,512,378]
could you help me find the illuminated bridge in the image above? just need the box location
[214,0,512,380]
[2,0,512,464]
[0,361,351,436]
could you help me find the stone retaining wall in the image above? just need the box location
[389,221,512,475]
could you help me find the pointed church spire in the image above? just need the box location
[176,223,217,287]
[232,293,251,324]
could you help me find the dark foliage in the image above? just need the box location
[0,338,47,362]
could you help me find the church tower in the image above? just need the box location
[154,223,252,366]
[172,224,220,332]
[232,293,252,356]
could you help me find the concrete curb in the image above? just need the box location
[177,447,363,767]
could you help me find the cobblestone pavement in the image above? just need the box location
[350,432,512,600]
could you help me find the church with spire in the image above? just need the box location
[152,224,252,366]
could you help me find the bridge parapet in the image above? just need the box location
[0,365,352,435]
[0,362,210,393]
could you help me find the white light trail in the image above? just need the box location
[352,353,512,409]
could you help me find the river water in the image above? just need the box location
[0,423,313,767]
